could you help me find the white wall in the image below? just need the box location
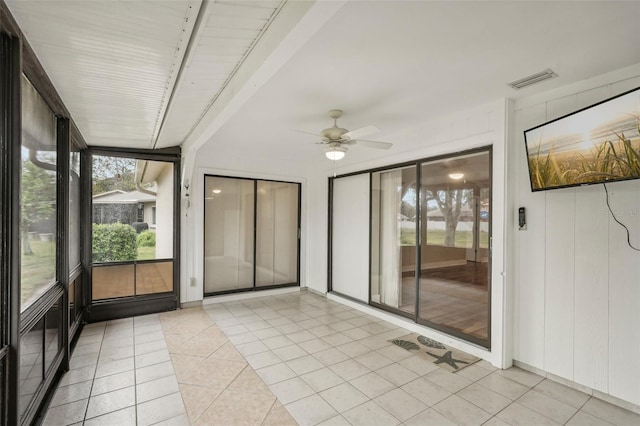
[511,64,640,406]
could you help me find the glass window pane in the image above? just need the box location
[136,261,173,295]
[371,166,417,314]
[69,149,81,268]
[19,319,44,419]
[419,150,491,343]
[44,299,61,373]
[256,181,299,287]
[20,76,57,310]
[92,264,134,300]
[204,177,255,293]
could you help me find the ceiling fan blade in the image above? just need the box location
[355,139,393,150]
[342,125,379,141]
[296,129,323,138]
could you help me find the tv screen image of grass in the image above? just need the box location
[525,88,640,191]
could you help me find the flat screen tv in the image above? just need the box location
[524,86,640,191]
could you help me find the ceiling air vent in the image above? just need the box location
[509,69,558,90]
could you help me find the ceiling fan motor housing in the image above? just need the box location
[321,126,349,141]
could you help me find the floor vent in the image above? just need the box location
[509,69,558,90]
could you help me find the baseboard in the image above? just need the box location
[180,300,203,309]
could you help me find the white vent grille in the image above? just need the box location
[509,69,558,90]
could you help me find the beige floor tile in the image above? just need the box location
[94,357,134,379]
[209,341,246,362]
[477,371,529,399]
[566,411,616,426]
[256,362,298,385]
[482,416,512,426]
[85,386,135,420]
[317,414,351,426]
[342,400,400,426]
[517,389,579,424]
[496,402,562,425]
[320,382,370,413]
[181,356,246,388]
[351,371,396,399]
[286,394,339,426]
[227,366,272,395]
[137,392,187,426]
[90,370,135,396]
[262,400,298,426]
[457,382,512,415]
[135,360,175,384]
[43,399,88,426]
[301,367,345,392]
[496,366,544,388]
[456,363,493,382]
[59,365,96,387]
[581,397,640,426]
[49,380,92,408]
[375,387,427,421]
[405,408,457,426]
[246,350,282,369]
[286,354,324,375]
[534,379,591,409]
[329,359,370,381]
[180,383,221,423]
[354,351,394,370]
[170,353,205,379]
[195,389,275,426]
[376,362,419,387]
[269,376,316,404]
[83,406,136,426]
[136,374,180,403]
[433,394,492,426]
[135,348,171,368]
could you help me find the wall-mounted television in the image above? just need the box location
[524,87,640,192]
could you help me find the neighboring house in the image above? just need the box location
[92,189,156,228]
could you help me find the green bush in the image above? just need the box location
[92,223,137,262]
[137,230,156,248]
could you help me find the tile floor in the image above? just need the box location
[44,290,640,425]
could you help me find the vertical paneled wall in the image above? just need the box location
[512,68,640,405]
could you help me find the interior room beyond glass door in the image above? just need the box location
[204,177,255,293]
[418,150,491,346]
[203,176,300,295]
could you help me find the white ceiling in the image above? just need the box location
[6,1,640,168]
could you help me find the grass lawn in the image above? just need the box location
[400,229,489,248]
[137,246,156,260]
[21,239,56,306]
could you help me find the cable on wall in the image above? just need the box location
[603,183,640,251]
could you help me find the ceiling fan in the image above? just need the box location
[302,109,393,160]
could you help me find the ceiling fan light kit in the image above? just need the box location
[326,145,347,160]
[305,109,393,161]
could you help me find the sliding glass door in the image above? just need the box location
[371,166,417,315]
[204,176,300,295]
[419,150,491,345]
[204,177,255,293]
[367,147,492,347]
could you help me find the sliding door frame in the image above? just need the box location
[203,174,301,297]
[85,146,181,322]
[328,145,493,349]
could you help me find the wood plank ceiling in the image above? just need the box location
[6,0,284,149]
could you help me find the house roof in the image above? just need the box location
[92,190,156,204]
